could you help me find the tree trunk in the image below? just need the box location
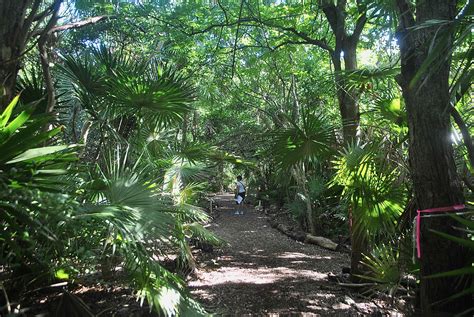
[332,43,365,281]
[0,1,31,109]
[349,206,368,283]
[39,36,56,114]
[290,74,300,123]
[339,43,359,143]
[181,112,189,147]
[293,165,316,235]
[396,0,471,314]
[330,45,360,145]
[191,110,198,142]
[321,0,362,145]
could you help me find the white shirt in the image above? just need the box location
[236,181,245,193]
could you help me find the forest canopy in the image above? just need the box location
[0,0,472,316]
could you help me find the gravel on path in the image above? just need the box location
[189,194,397,316]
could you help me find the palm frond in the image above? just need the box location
[341,65,400,92]
[57,53,107,111]
[409,1,473,88]
[58,46,196,128]
[358,241,401,296]
[269,111,335,169]
[332,142,407,240]
[183,222,225,246]
[163,158,207,197]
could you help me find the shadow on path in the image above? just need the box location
[189,194,393,316]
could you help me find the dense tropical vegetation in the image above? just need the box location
[0,0,472,316]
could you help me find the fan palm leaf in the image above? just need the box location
[332,142,406,241]
[270,111,335,169]
[75,147,211,315]
[409,1,473,89]
[57,47,195,128]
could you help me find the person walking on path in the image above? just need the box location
[234,175,246,215]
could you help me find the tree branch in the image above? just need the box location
[350,0,367,44]
[38,0,62,115]
[149,12,333,53]
[271,40,310,51]
[216,0,229,24]
[33,15,111,37]
[23,0,42,34]
[263,23,333,52]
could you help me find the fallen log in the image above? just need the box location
[304,234,338,251]
[268,215,340,250]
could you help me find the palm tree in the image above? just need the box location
[269,110,335,234]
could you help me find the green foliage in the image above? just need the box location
[76,148,212,315]
[285,198,307,226]
[332,142,406,241]
[359,242,401,295]
[3,0,472,313]
[269,111,335,169]
[426,213,474,310]
[57,46,195,128]
[0,97,79,291]
[1,60,215,314]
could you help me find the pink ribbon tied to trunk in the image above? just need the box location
[416,204,465,258]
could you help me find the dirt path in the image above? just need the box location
[189,194,395,316]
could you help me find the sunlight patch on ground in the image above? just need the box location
[191,289,217,301]
[290,260,307,264]
[277,252,333,260]
[237,253,268,259]
[314,292,336,299]
[190,265,327,287]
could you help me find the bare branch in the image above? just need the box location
[216,0,229,24]
[271,40,311,51]
[23,0,42,33]
[32,15,111,37]
[49,15,110,33]
[261,23,333,52]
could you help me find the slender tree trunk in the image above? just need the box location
[331,48,359,145]
[290,75,300,123]
[293,165,316,235]
[191,110,198,142]
[38,36,56,114]
[181,113,189,147]
[397,0,471,314]
[339,43,359,143]
[332,44,365,281]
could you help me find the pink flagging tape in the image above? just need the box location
[416,204,465,258]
